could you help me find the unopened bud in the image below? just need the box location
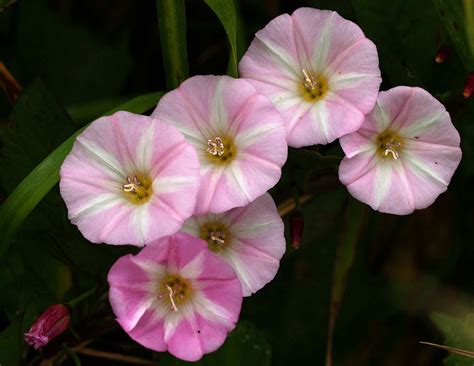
[290,211,304,249]
[463,73,474,98]
[434,46,451,63]
[24,304,70,349]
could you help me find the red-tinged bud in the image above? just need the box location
[463,73,474,98]
[434,46,451,63]
[24,304,71,349]
[290,210,304,249]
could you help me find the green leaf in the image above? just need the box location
[0,315,22,365]
[15,0,132,105]
[160,321,271,366]
[325,200,367,366]
[156,0,189,89]
[0,0,16,12]
[0,91,163,258]
[431,312,474,365]
[204,0,239,77]
[352,0,441,86]
[0,79,78,193]
[432,0,474,70]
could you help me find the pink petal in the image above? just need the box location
[126,310,167,352]
[166,314,234,362]
[108,232,243,360]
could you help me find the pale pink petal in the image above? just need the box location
[339,86,462,215]
[60,112,200,246]
[153,76,287,214]
[238,14,300,86]
[183,193,285,296]
[400,143,462,210]
[339,130,376,159]
[239,8,381,147]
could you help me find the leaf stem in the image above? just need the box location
[68,287,97,308]
[156,0,189,89]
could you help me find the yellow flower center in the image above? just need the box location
[376,131,404,160]
[299,69,328,103]
[122,173,153,205]
[158,275,193,312]
[206,136,237,165]
[199,222,231,253]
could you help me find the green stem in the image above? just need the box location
[68,287,97,308]
[156,0,189,89]
[325,200,367,366]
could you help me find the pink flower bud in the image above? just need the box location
[463,73,474,98]
[434,45,451,63]
[24,304,71,349]
[290,211,304,249]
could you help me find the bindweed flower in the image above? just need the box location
[182,193,285,296]
[289,210,304,249]
[239,7,381,147]
[24,304,71,349]
[339,86,462,215]
[152,75,287,214]
[108,232,242,362]
[60,111,200,246]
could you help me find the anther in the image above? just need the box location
[302,69,318,91]
[123,176,141,192]
[165,284,178,312]
[209,231,225,246]
[383,140,402,160]
[207,137,225,157]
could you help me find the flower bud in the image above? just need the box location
[289,211,304,249]
[24,304,71,349]
[434,45,451,63]
[463,73,474,98]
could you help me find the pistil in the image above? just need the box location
[302,69,318,91]
[207,137,225,157]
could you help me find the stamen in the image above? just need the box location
[302,69,318,91]
[209,231,225,246]
[207,137,225,157]
[383,140,402,160]
[165,284,178,312]
[123,176,141,192]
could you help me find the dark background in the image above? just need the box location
[1,0,473,365]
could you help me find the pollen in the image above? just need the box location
[376,131,404,160]
[206,136,237,165]
[299,69,328,103]
[158,275,193,312]
[122,174,153,205]
[199,222,231,253]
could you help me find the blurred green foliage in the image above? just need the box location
[0,0,474,365]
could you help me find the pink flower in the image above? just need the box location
[182,193,285,296]
[108,232,242,362]
[24,304,71,349]
[239,7,381,147]
[60,111,200,246]
[339,86,462,215]
[152,75,288,215]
